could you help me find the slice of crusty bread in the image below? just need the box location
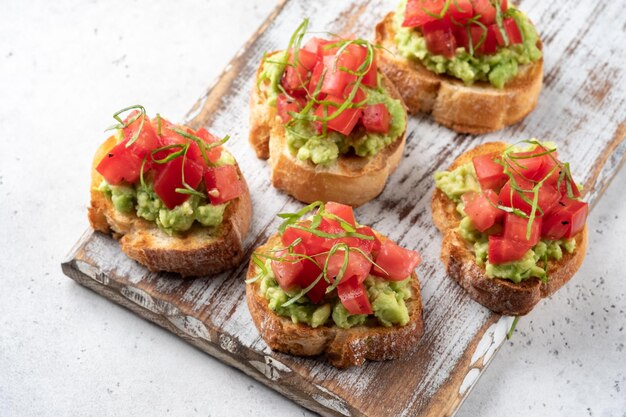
[249,52,408,207]
[88,135,252,277]
[375,13,543,134]
[431,142,587,315]
[245,234,424,368]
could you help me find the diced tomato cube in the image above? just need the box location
[303,37,333,56]
[307,60,326,97]
[271,250,305,290]
[462,190,505,232]
[361,54,378,88]
[372,239,421,281]
[337,276,373,315]
[402,0,447,28]
[362,103,391,134]
[123,113,159,158]
[502,213,542,246]
[313,95,362,136]
[153,156,204,209]
[319,250,372,286]
[541,198,588,240]
[280,49,317,95]
[507,151,545,180]
[324,202,356,226]
[320,54,357,97]
[457,23,498,55]
[195,127,222,164]
[96,139,143,185]
[203,165,243,205]
[499,178,561,216]
[494,17,522,46]
[488,234,531,264]
[425,28,458,58]
[448,0,473,24]
[276,94,306,123]
[473,153,508,191]
[471,0,497,25]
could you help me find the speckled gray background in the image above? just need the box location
[0,1,624,416]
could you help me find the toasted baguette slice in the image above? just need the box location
[432,142,587,315]
[245,234,424,368]
[375,13,543,134]
[88,135,252,277]
[249,53,408,207]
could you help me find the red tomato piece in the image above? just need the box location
[473,153,508,191]
[324,202,356,226]
[195,127,222,164]
[488,234,531,264]
[338,226,378,255]
[457,23,498,55]
[342,83,367,105]
[471,0,497,25]
[362,103,391,134]
[153,156,204,209]
[280,49,317,95]
[402,0,447,28]
[541,198,588,240]
[281,226,314,249]
[494,17,522,46]
[424,28,458,58]
[558,176,582,199]
[499,178,561,216]
[276,94,306,123]
[96,139,143,185]
[462,190,505,232]
[203,165,242,205]
[361,53,378,88]
[303,37,333,55]
[307,60,326,97]
[372,239,421,281]
[507,151,545,181]
[337,276,373,315]
[502,213,542,246]
[123,112,159,158]
[313,95,362,136]
[320,54,357,97]
[319,250,372,286]
[448,0,474,24]
[271,250,305,290]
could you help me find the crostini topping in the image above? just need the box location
[435,141,588,282]
[96,106,242,234]
[258,19,406,165]
[249,202,421,328]
[394,0,542,87]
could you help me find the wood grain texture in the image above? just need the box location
[62,0,626,416]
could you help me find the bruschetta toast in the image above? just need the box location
[376,0,543,134]
[432,141,588,315]
[245,202,424,367]
[89,106,252,277]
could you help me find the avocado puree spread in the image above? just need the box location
[393,0,542,88]
[258,258,412,329]
[435,162,576,283]
[98,150,236,235]
[258,59,406,166]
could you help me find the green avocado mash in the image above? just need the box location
[258,60,406,166]
[98,149,235,235]
[257,258,412,329]
[393,0,542,88]
[435,161,576,283]
[100,181,227,235]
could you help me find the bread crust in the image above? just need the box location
[431,142,588,315]
[245,234,424,368]
[375,12,543,134]
[249,52,408,207]
[88,135,252,277]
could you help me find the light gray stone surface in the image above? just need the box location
[0,1,623,416]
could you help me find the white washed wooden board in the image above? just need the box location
[62,0,626,416]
